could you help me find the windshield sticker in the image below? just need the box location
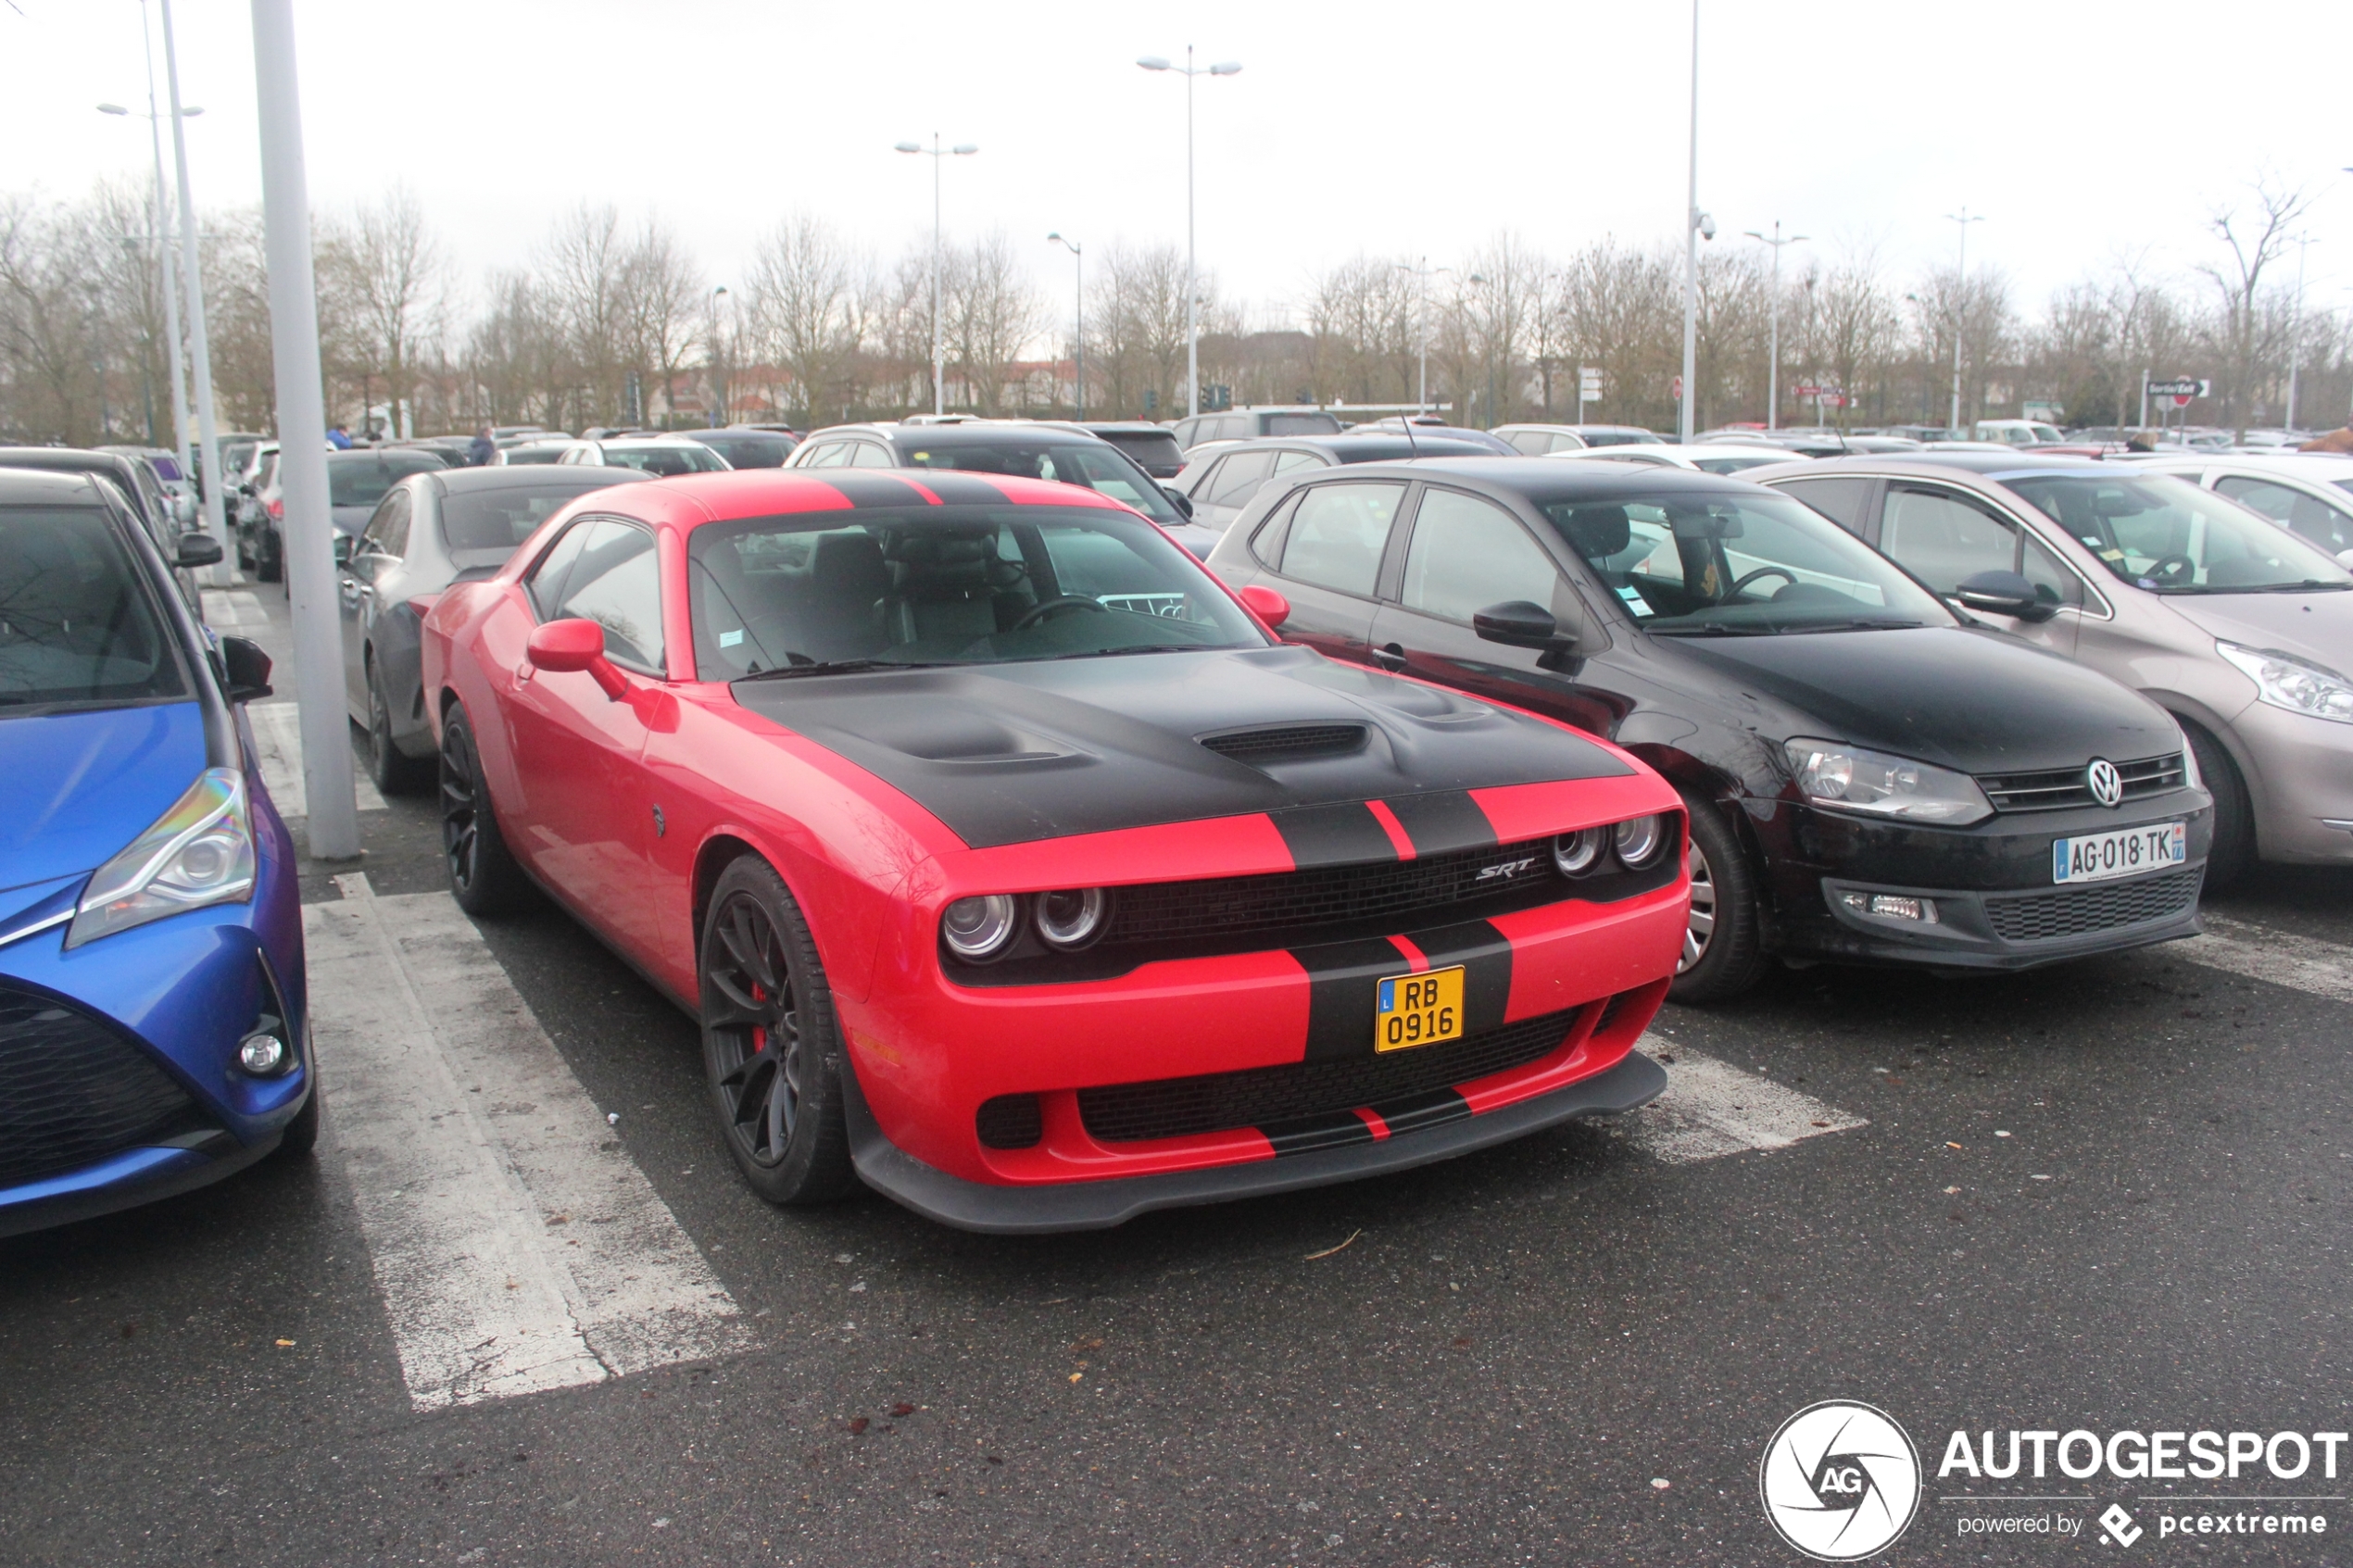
[718,629,745,648]
[1616,585,1653,615]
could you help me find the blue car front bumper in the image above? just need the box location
[0,804,309,1239]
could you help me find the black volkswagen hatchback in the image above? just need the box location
[1204,459,2215,1000]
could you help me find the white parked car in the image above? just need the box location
[2132,452,2353,563]
[1545,441,1794,476]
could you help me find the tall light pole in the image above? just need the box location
[99,5,200,494]
[1048,232,1083,419]
[2285,232,2312,433]
[1397,257,1453,415]
[158,0,228,569]
[251,0,360,859]
[1944,207,1984,433]
[894,135,977,416]
[709,284,730,426]
[1744,223,1807,431]
[1138,49,1241,419]
[1679,0,1712,443]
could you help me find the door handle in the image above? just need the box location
[1372,642,1407,671]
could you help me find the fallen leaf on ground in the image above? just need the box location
[1305,1229,1362,1261]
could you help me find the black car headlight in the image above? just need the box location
[1553,827,1607,876]
[941,895,1020,961]
[66,767,257,947]
[1783,739,1992,826]
[1035,888,1109,949]
[1612,814,1669,868]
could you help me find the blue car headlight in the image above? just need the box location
[65,767,257,948]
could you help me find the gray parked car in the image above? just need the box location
[1755,451,2353,884]
[334,464,653,791]
[0,445,206,609]
[1170,431,1503,533]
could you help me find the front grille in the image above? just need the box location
[1076,1005,1586,1145]
[975,1093,1043,1149]
[1983,866,2204,942]
[0,985,205,1188]
[1198,724,1367,766]
[1979,753,2186,812]
[1101,837,1555,950]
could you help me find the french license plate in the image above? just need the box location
[1375,965,1466,1053]
[2052,822,2186,884]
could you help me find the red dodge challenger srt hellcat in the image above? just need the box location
[420,467,1689,1232]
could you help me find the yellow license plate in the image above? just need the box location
[1375,965,1466,1053]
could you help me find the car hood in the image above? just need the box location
[729,643,1635,850]
[2161,590,2353,676]
[1658,626,2183,772]
[0,701,208,904]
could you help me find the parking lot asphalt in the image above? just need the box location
[2,585,2346,1566]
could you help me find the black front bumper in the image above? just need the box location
[841,1050,1667,1235]
[1752,792,2213,971]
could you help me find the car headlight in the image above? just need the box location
[1553,827,1606,876]
[940,895,1019,961]
[1612,814,1670,868]
[1783,739,1993,826]
[1035,888,1109,949]
[66,767,257,947]
[2217,641,2353,725]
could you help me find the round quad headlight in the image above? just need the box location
[1035,887,1109,949]
[1553,827,1606,876]
[1612,814,1669,869]
[941,895,1019,960]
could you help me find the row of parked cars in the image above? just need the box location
[4,403,2347,1237]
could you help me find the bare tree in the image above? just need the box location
[317,186,443,437]
[616,219,701,429]
[745,214,860,426]
[2199,176,2314,438]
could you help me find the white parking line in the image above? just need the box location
[307,873,750,1411]
[247,701,385,816]
[199,587,266,627]
[2176,914,2353,1005]
[1613,1041,1868,1164]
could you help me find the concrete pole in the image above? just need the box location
[930,138,943,416]
[1679,0,1699,444]
[251,0,361,861]
[158,0,227,572]
[1185,45,1198,420]
[140,3,193,499]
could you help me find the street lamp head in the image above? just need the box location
[96,103,130,116]
[180,106,204,117]
[951,144,978,156]
[1697,211,1717,241]
[1137,56,1170,70]
[712,285,729,297]
[893,142,922,154]
[1209,61,1242,75]
[1047,231,1061,243]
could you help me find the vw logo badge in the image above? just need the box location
[1759,1400,1921,1561]
[2086,758,2124,809]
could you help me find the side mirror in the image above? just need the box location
[332,533,356,567]
[1473,599,1579,648]
[2337,548,2353,571]
[1955,569,2058,623]
[1238,583,1290,628]
[219,635,273,703]
[175,532,223,568]
[526,618,629,699]
[1161,484,1195,521]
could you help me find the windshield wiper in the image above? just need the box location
[1780,618,1925,633]
[1648,617,1922,637]
[734,658,954,682]
[1028,644,1216,662]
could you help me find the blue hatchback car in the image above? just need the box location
[0,465,314,1237]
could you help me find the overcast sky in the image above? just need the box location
[7,1,2353,328]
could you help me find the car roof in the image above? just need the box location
[0,445,143,480]
[0,465,118,505]
[598,467,1136,531]
[879,423,1101,447]
[434,466,657,494]
[1301,455,1760,500]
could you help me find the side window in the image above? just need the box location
[1277,481,1406,597]
[1204,450,1275,507]
[799,442,848,469]
[526,518,596,620]
[1214,415,1251,442]
[361,489,411,558]
[1400,488,1564,623]
[1878,486,2018,596]
[1504,431,1549,455]
[1250,489,1304,567]
[1171,419,1198,448]
[2020,533,2085,609]
[1272,449,1325,473]
[849,442,897,468]
[2215,475,2353,553]
[549,518,665,674]
[1773,476,1873,535]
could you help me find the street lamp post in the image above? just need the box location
[99,7,199,491]
[1138,48,1241,420]
[158,0,229,568]
[1743,222,1807,432]
[894,135,978,416]
[1679,0,1713,443]
[1048,232,1083,419]
[710,284,730,426]
[1397,258,1453,416]
[1944,206,1984,433]
[2285,232,2312,433]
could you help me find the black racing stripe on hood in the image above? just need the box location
[1261,1112,1377,1157]
[728,645,1631,850]
[1387,790,1497,858]
[800,470,1005,508]
[1372,1088,1472,1136]
[1273,802,1396,869]
[1291,936,1410,1061]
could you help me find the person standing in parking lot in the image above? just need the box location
[327,422,353,449]
[469,425,496,466]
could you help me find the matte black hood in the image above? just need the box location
[1661,626,2180,772]
[729,644,1631,849]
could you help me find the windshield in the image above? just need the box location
[503,445,569,465]
[0,505,187,712]
[149,454,184,482]
[1542,489,1954,634]
[329,451,445,508]
[902,440,1182,525]
[2007,473,2353,593]
[688,504,1264,680]
[697,434,795,469]
[443,483,610,558]
[1265,413,1343,437]
[601,443,729,476]
[1692,455,1782,475]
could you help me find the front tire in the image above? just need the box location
[698,856,857,1207]
[2184,722,2251,891]
[1667,792,1769,1004]
[438,703,535,914]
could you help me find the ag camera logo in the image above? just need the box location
[1760,1400,1922,1561]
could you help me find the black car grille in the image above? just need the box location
[1978,753,2186,812]
[0,985,206,1188]
[1983,866,2204,942]
[1076,1005,1587,1145]
[1197,724,1367,766]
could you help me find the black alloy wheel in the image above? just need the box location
[437,704,533,915]
[1665,792,1768,1005]
[366,659,434,796]
[698,856,855,1206]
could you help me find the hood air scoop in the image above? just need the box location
[1198,723,1368,767]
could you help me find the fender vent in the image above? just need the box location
[1199,723,1366,766]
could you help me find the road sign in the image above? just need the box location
[2145,378,2208,399]
[1792,383,1819,398]
[1671,375,1683,401]
[1578,368,1602,400]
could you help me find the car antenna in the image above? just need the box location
[1399,408,1420,459]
